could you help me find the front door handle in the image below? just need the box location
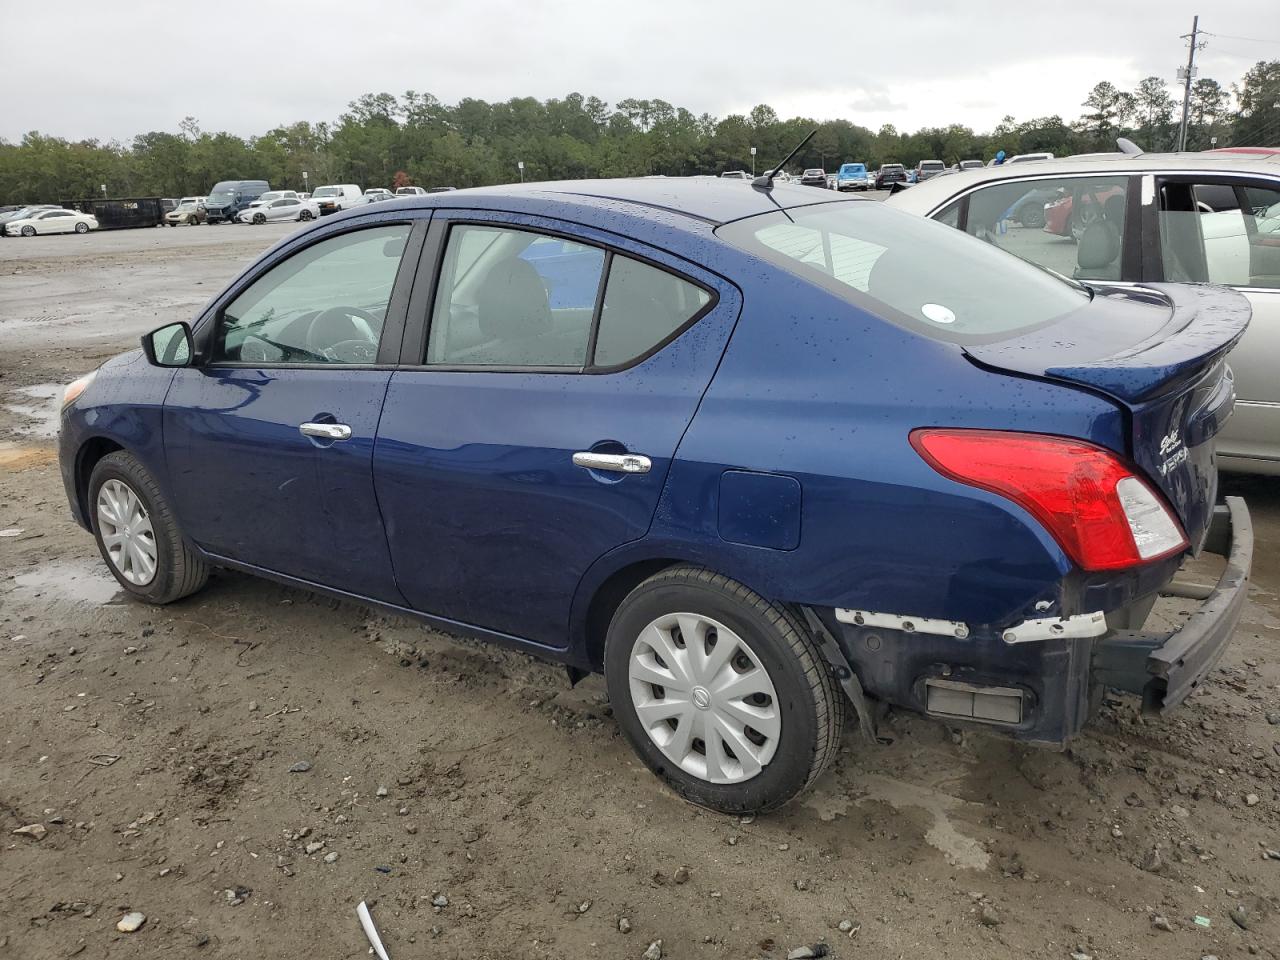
[300,422,352,441]
[572,451,651,474]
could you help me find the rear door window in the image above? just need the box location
[594,256,711,367]
[425,224,714,369]
[428,225,605,367]
[960,176,1130,282]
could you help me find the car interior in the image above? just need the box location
[428,226,706,369]
[1159,181,1280,287]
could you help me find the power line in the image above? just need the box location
[1200,31,1280,46]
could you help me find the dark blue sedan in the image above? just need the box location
[57,178,1253,813]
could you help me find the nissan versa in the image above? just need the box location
[58,178,1253,813]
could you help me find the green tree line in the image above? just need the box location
[2,62,1277,203]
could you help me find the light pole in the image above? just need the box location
[100,183,107,198]
[302,171,309,194]
[518,161,525,183]
[750,146,756,177]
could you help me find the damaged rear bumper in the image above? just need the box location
[816,497,1252,746]
[1092,496,1252,714]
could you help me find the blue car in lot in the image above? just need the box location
[58,178,1252,813]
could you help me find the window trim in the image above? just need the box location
[197,217,428,370]
[1149,172,1280,293]
[406,216,720,375]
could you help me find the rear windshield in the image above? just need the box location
[920,161,944,169]
[717,201,1089,343]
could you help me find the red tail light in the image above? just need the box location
[909,429,1188,571]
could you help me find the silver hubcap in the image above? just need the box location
[96,479,157,586]
[628,613,780,785]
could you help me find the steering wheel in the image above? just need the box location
[324,339,378,363]
[305,305,379,361]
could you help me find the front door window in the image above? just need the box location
[214,225,410,364]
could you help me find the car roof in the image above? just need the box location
[382,177,859,226]
[885,153,1280,214]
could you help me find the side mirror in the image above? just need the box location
[141,321,194,367]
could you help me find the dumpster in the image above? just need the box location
[60,197,167,230]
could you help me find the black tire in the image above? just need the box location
[252,212,265,225]
[88,451,209,604]
[1016,203,1045,228]
[299,209,314,221]
[21,225,35,237]
[75,221,89,234]
[604,566,845,814]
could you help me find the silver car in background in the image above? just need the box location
[237,196,320,224]
[886,153,1280,474]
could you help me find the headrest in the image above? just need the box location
[477,257,552,341]
[1077,221,1121,271]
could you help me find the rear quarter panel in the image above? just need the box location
[576,252,1131,639]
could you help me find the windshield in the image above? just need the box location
[313,186,341,197]
[717,201,1089,343]
[839,165,865,176]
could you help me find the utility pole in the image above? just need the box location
[1176,15,1204,152]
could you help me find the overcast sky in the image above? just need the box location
[4,0,1276,143]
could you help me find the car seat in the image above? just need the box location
[472,257,560,365]
[1075,194,1125,281]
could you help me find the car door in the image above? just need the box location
[1148,175,1280,471]
[268,199,292,221]
[162,215,428,601]
[373,212,741,647]
[42,211,70,233]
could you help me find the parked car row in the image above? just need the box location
[1,205,98,236]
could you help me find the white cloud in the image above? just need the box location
[1,0,1268,141]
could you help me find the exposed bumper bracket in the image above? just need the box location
[804,608,891,744]
[1093,497,1252,714]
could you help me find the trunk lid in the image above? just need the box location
[965,283,1250,550]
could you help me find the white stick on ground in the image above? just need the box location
[356,900,390,960]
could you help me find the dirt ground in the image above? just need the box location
[1,223,1278,960]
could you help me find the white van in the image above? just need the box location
[311,184,362,215]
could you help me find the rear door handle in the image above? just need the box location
[300,422,352,441]
[572,451,651,474]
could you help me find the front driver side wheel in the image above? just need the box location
[604,566,845,814]
[89,451,209,604]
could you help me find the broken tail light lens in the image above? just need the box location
[909,429,1188,571]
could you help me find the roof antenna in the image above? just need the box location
[753,128,817,191]
[1116,137,1143,156]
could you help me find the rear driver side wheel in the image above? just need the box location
[604,566,845,814]
[89,451,209,604]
